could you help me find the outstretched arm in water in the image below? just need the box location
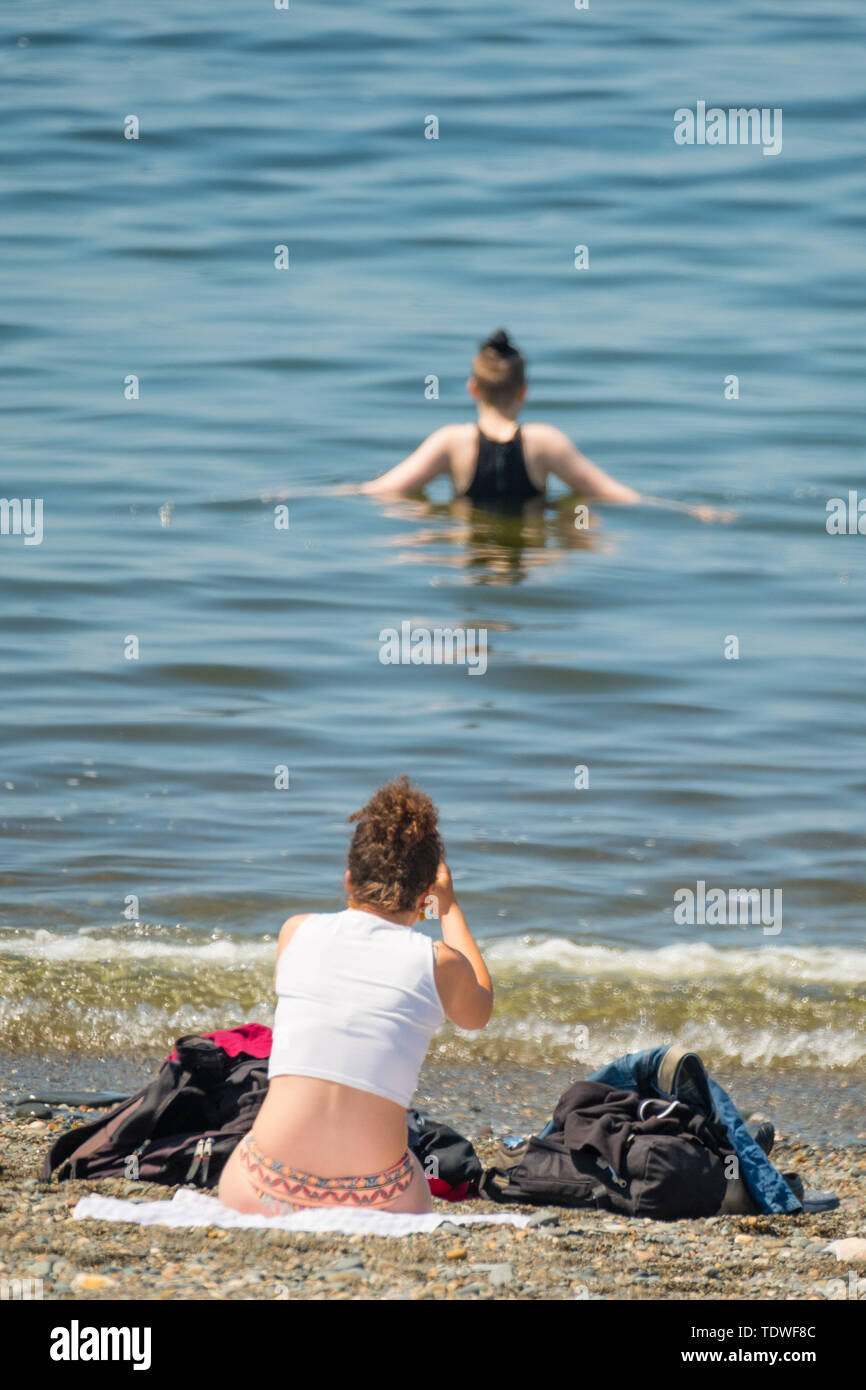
[536,425,641,504]
[358,426,454,497]
[542,426,736,523]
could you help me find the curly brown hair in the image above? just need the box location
[347,776,443,915]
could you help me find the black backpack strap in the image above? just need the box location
[184,1137,215,1186]
[113,1059,194,1150]
[185,1139,205,1185]
[478,1166,515,1203]
[481,1164,617,1211]
[656,1046,716,1120]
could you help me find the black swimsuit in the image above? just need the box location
[463,427,543,508]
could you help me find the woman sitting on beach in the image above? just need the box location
[218,777,493,1216]
[360,330,729,521]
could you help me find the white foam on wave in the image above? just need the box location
[2,929,864,985]
[0,928,274,966]
[1,990,859,1065]
[0,996,273,1052]
[484,935,866,985]
[471,1015,866,1069]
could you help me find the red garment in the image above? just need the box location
[428,1177,473,1203]
[166,1022,272,1062]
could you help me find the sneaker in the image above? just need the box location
[782,1170,804,1201]
[802,1190,840,1213]
[748,1121,775,1156]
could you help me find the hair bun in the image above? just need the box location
[482,328,517,357]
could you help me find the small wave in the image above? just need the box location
[484,935,866,985]
[446,1016,866,1072]
[4,928,863,983]
[0,928,862,1066]
[0,927,274,966]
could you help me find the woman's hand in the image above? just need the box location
[688,503,739,524]
[431,860,456,916]
[641,495,739,524]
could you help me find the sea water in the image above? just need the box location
[1,1,864,1072]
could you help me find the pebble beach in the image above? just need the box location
[2,1060,863,1303]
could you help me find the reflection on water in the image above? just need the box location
[375,495,605,586]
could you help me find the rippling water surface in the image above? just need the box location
[1,2,864,1068]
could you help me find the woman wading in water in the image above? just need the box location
[359,329,732,521]
[218,777,492,1215]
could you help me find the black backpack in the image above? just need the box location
[481,1080,732,1219]
[42,1035,269,1188]
[407,1109,483,1198]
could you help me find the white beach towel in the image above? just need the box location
[822,1238,866,1264]
[73,1187,535,1237]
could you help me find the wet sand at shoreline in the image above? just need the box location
[3,1053,865,1147]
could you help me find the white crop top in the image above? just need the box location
[269,908,445,1107]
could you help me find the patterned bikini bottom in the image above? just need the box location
[238,1133,415,1212]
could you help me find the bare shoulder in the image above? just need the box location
[277,913,311,950]
[424,422,471,445]
[521,421,574,457]
[435,422,475,451]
